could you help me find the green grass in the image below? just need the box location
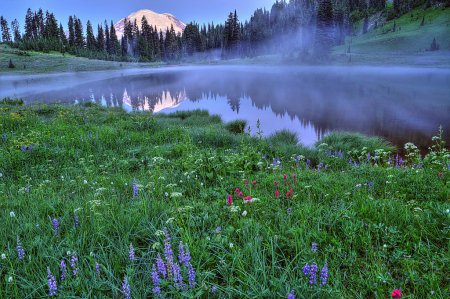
[333,4,450,66]
[1,101,449,298]
[0,44,166,75]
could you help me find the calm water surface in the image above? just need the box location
[1,66,449,152]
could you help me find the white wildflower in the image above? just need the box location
[10,212,15,218]
[242,211,247,217]
[166,218,175,224]
[1,254,5,260]
[229,243,234,248]
[8,277,13,283]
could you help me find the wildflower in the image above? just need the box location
[60,260,67,280]
[178,241,192,265]
[227,195,232,206]
[287,208,291,215]
[312,243,318,253]
[391,289,401,298]
[275,191,279,198]
[307,263,318,289]
[235,188,239,194]
[287,290,295,299]
[212,285,216,293]
[216,227,221,234]
[47,267,57,296]
[71,252,79,276]
[133,180,137,197]
[163,228,174,278]
[122,276,131,299]
[129,244,135,261]
[274,181,278,188]
[17,236,25,259]
[8,277,13,283]
[1,254,5,260]
[156,253,166,278]
[252,181,257,187]
[320,263,328,285]
[239,191,243,197]
[10,211,15,217]
[325,194,329,197]
[74,212,79,228]
[286,192,290,197]
[431,291,434,295]
[446,209,449,213]
[242,210,247,216]
[230,243,234,248]
[439,173,443,178]
[188,262,196,288]
[151,264,161,296]
[53,218,58,236]
[356,184,361,187]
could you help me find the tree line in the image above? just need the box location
[0,0,443,63]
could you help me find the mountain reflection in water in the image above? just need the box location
[8,66,450,152]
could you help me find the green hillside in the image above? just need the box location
[332,3,450,66]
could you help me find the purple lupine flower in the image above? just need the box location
[122,276,131,299]
[47,267,57,296]
[133,180,137,198]
[77,151,79,157]
[178,242,192,266]
[74,212,79,228]
[151,264,161,296]
[303,263,310,276]
[53,218,58,236]
[212,285,216,293]
[173,263,186,291]
[312,243,318,253]
[320,262,328,285]
[307,159,310,165]
[60,260,67,280]
[17,236,25,259]
[287,290,295,299]
[367,152,370,162]
[216,227,221,234]
[188,262,196,288]
[95,262,100,276]
[51,136,53,142]
[71,252,79,276]
[164,227,174,265]
[308,263,318,289]
[156,253,166,278]
[338,151,342,158]
[129,243,135,261]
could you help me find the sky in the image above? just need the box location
[1,0,276,34]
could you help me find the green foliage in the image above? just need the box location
[1,102,450,298]
[224,118,248,134]
[0,95,24,105]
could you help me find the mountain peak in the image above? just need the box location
[114,10,185,40]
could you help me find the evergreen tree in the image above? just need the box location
[232,10,241,56]
[86,20,95,51]
[159,30,165,60]
[11,19,21,42]
[363,10,369,34]
[110,20,120,55]
[314,0,334,59]
[97,24,105,52]
[25,8,34,40]
[393,0,401,17]
[104,20,110,54]
[74,17,84,48]
[59,23,68,47]
[68,16,75,47]
[36,8,44,38]
[1,16,12,42]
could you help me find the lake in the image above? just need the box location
[1,66,449,153]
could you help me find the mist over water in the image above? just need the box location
[1,66,449,152]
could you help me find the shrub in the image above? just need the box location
[224,119,248,134]
[8,59,15,68]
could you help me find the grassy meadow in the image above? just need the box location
[0,98,450,298]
